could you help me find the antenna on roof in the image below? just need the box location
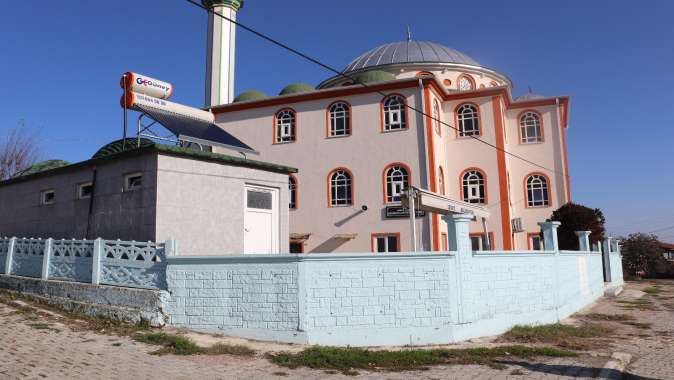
[406,25,412,41]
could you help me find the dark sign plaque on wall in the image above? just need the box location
[385,205,426,219]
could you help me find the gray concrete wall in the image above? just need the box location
[155,155,290,255]
[0,155,158,241]
[0,274,168,326]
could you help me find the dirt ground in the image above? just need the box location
[0,279,672,379]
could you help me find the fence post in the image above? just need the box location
[443,213,473,324]
[41,238,53,280]
[165,239,178,257]
[539,221,561,316]
[574,231,591,252]
[4,237,16,275]
[601,237,613,283]
[92,238,103,285]
[539,221,561,251]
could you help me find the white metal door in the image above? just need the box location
[244,185,279,254]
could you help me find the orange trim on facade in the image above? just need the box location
[327,167,355,208]
[370,232,401,253]
[211,77,569,121]
[523,172,553,209]
[272,108,297,145]
[212,80,421,113]
[379,93,409,133]
[454,102,483,138]
[423,85,440,251]
[527,232,542,250]
[381,162,413,205]
[458,167,489,205]
[491,96,513,250]
[441,233,448,251]
[289,174,298,210]
[469,232,496,251]
[516,109,545,144]
[558,102,572,202]
[416,71,434,77]
[325,100,352,138]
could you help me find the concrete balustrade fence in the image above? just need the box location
[0,237,171,290]
[0,217,626,346]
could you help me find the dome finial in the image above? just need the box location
[406,25,412,41]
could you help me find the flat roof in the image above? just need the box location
[0,143,297,187]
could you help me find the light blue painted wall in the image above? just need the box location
[164,218,619,347]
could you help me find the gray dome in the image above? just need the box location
[344,40,480,73]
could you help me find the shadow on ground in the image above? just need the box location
[497,360,659,380]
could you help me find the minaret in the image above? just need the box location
[202,0,243,108]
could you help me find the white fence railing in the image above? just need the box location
[0,237,174,290]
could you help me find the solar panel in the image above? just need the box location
[135,105,257,154]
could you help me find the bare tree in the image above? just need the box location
[0,121,41,180]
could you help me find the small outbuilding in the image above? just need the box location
[0,141,296,255]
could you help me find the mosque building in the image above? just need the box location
[202,0,571,253]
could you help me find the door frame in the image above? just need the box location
[243,184,280,254]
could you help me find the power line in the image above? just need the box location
[185,0,567,179]
[649,224,674,234]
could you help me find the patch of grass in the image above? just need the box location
[28,322,59,332]
[623,322,652,329]
[268,345,576,374]
[643,287,663,295]
[616,299,657,311]
[134,332,255,356]
[583,313,635,322]
[134,332,202,355]
[204,342,256,356]
[501,324,611,350]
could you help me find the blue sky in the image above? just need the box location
[1,0,673,239]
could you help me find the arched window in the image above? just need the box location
[329,168,353,206]
[456,104,480,137]
[433,99,441,135]
[490,81,499,87]
[275,109,296,143]
[288,175,297,209]
[462,169,486,204]
[438,166,445,195]
[457,74,475,91]
[526,174,550,207]
[384,164,409,204]
[519,111,542,143]
[382,95,407,131]
[328,101,350,137]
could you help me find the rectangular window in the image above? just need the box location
[441,233,448,251]
[470,233,493,251]
[78,182,93,199]
[290,242,303,254]
[247,189,273,210]
[529,234,543,251]
[372,233,399,253]
[40,190,55,205]
[124,173,143,191]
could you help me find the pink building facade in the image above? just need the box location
[208,41,571,253]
